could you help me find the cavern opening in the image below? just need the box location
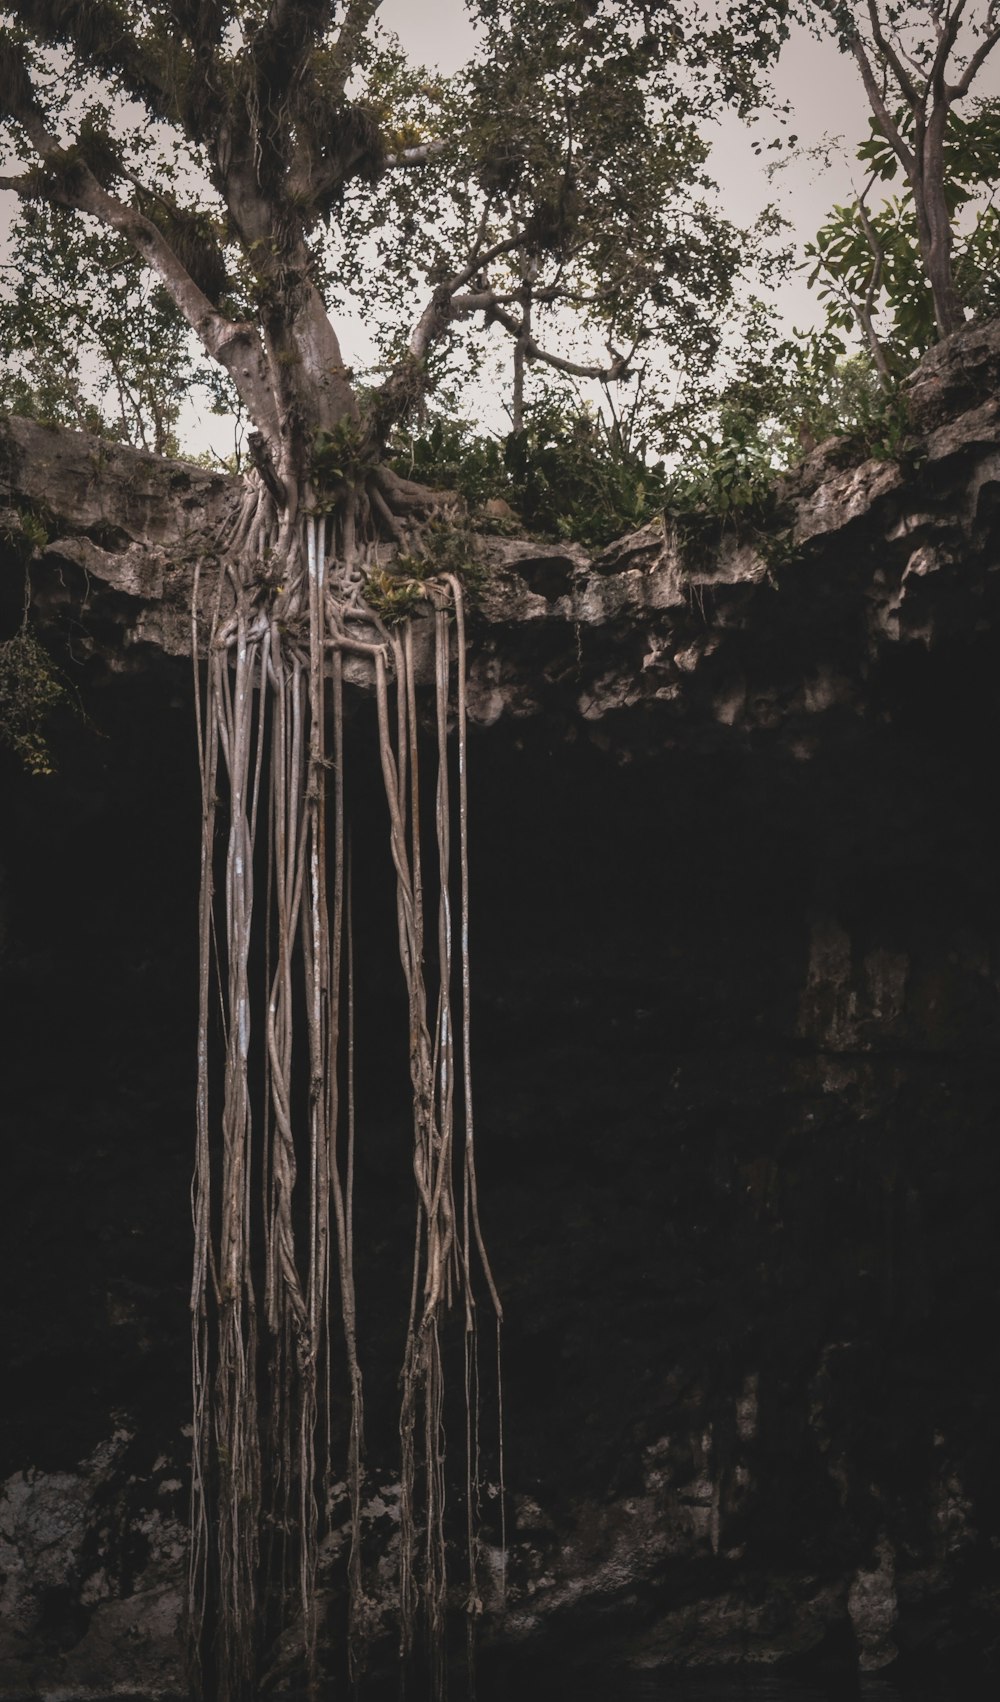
[1,619,997,1692]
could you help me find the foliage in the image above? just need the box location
[390,395,668,547]
[1,498,49,558]
[362,564,428,624]
[799,2,1000,340]
[806,100,1000,368]
[391,416,509,512]
[786,348,912,459]
[0,198,205,452]
[364,513,490,620]
[856,92,1000,212]
[503,401,668,544]
[332,2,793,440]
[665,407,781,525]
[696,330,919,477]
[310,416,377,494]
[0,2,794,465]
[389,315,925,552]
[651,312,923,558]
[0,350,109,437]
[0,622,66,774]
[406,513,488,584]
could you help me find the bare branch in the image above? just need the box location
[864,0,923,109]
[853,176,894,387]
[329,0,384,100]
[849,34,916,177]
[373,214,630,433]
[404,232,526,365]
[512,285,530,433]
[949,19,1000,95]
[929,0,967,95]
[452,293,635,381]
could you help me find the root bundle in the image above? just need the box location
[189,497,501,1700]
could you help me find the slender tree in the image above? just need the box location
[804,99,1000,380]
[808,1,1000,339]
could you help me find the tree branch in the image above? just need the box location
[329,0,384,100]
[929,0,967,98]
[371,216,630,434]
[949,17,1000,95]
[853,176,894,387]
[452,293,635,381]
[0,44,279,438]
[403,232,527,365]
[0,171,40,194]
[849,33,916,177]
[250,1,334,111]
[864,0,922,109]
[384,139,447,168]
[6,0,186,130]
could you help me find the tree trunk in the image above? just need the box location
[912,108,968,340]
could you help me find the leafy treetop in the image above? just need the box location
[801,2,1000,338]
[0,1,789,511]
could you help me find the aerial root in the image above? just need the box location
[190,491,501,1702]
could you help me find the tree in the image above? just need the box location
[804,99,1000,379]
[0,2,788,502]
[0,4,786,1695]
[806,1,1000,338]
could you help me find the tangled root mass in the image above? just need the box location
[189,485,502,1701]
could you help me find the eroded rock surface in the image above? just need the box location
[2,320,998,749]
[0,1430,185,1700]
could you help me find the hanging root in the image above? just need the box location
[190,482,502,1702]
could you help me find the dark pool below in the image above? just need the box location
[464,1666,995,1702]
[468,1679,989,1702]
[78,1668,995,1702]
[338,1662,995,1702]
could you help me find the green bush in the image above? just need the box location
[0,626,67,775]
[390,400,668,548]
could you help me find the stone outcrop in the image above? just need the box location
[2,318,998,745]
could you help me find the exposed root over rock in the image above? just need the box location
[189,475,501,1701]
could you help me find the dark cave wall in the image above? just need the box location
[470,647,1000,1678]
[0,682,198,1695]
[1,609,998,1693]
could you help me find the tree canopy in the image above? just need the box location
[803,1,1000,340]
[0,1,792,505]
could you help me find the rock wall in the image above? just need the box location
[1,321,998,1697]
